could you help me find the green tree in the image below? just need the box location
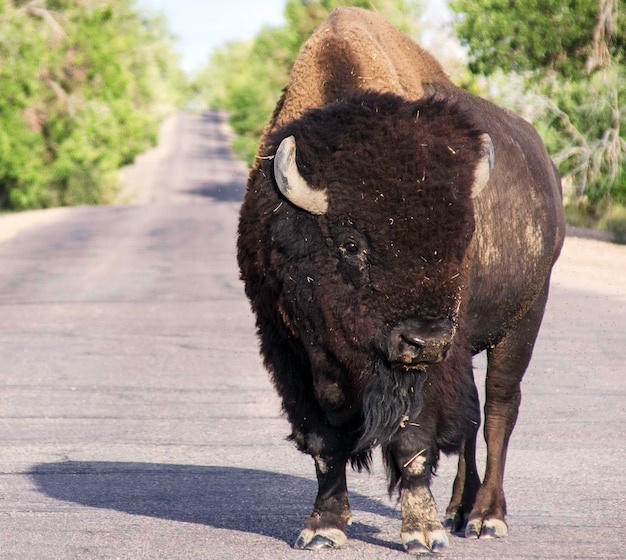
[450,0,626,213]
[194,0,423,164]
[450,0,623,79]
[0,0,186,210]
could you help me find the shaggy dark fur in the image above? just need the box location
[239,91,483,466]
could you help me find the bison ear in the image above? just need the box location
[471,133,494,199]
[274,136,329,215]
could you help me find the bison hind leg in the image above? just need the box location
[465,517,508,540]
[443,436,481,534]
[443,384,481,534]
[466,280,552,540]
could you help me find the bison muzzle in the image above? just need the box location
[385,317,455,369]
[237,7,565,555]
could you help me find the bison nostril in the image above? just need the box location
[394,331,452,366]
[401,333,427,348]
[396,333,426,365]
[386,319,455,367]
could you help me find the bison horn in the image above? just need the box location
[274,136,329,215]
[471,133,494,198]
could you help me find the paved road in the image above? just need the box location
[0,112,624,559]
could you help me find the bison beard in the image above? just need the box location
[357,358,426,453]
[358,338,481,490]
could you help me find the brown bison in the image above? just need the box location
[237,7,565,555]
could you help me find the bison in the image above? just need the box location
[237,7,565,555]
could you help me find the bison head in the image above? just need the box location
[241,92,492,445]
[268,93,490,364]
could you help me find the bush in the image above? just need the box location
[0,0,186,211]
[601,205,626,244]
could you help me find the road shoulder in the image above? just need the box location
[0,207,73,245]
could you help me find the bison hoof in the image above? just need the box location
[442,512,467,535]
[402,529,448,555]
[294,528,347,550]
[465,517,508,540]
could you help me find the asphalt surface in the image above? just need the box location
[0,112,624,560]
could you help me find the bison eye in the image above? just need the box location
[335,230,368,267]
[343,239,360,254]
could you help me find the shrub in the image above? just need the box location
[601,205,626,244]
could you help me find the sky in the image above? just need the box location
[139,0,451,76]
[139,0,287,74]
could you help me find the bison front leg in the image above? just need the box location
[387,439,447,554]
[400,481,448,554]
[294,446,352,550]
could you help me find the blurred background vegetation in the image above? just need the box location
[0,0,187,210]
[1,0,624,240]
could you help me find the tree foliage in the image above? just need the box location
[193,0,423,165]
[450,0,626,210]
[450,0,623,79]
[0,0,187,210]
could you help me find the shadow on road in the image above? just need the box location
[185,181,245,203]
[29,462,400,548]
